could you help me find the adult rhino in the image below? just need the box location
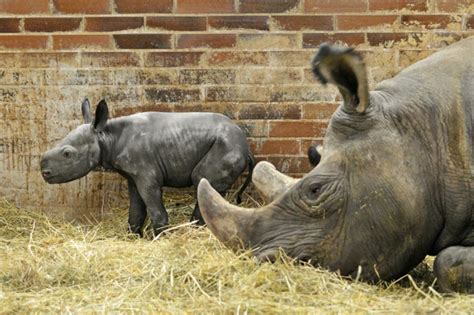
[197,37,474,293]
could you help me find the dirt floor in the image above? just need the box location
[1,193,473,313]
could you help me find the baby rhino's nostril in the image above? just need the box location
[42,170,51,178]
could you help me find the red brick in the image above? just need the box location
[177,34,236,49]
[17,53,79,68]
[401,15,454,29]
[435,0,472,12]
[145,52,204,67]
[367,32,410,46]
[177,0,235,13]
[0,36,48,49]
[0,18,20,33]
[204,52,269,66]
[114,34,172,49]
[237,34,299,49]
[258,139,300,155]
[0,0,49,14]
[239,104,301,120]
[305,0,368,13]
[85,17,144,32]
[238,68,303,85]
[25,18,82,32]
[147,16,207,31]
[273,15,333,31]
[239,0,299,13]
[398,49,434,67]
[269,121,327,137]
[269,51,314,67]
[206,86,270,102]
[53,35,113,50]
[209,16,269,31]
[271,86,337,102]
[81,52,141,67]
[303,33,365,48]
[302,103,338,119]
[53,0,111,14]
[138,69,178,85]
[265,156,313,174]
[237,120,269,137]
[115,0,173,13]
[179,69,235,85]
[145,87,201,102]
[369,0,427,11]
[467,15,474,30]
[337,15,398,30]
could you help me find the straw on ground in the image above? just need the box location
[0,195,472,313]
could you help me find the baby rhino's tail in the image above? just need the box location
[235,154,255,204]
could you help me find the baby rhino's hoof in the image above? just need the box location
[434,246,474,294]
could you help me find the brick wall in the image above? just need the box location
[0,0,472,219]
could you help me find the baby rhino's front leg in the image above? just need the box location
[434,246,474,293]
[134,176,169,237]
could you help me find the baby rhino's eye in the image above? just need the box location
[62,148,72,158]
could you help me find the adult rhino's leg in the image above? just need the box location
[252,161,299,203]
[434,246,474,293]
[190,202,206,225]
[127,179,147,236]
[134,177,169,237]
[191,138,247,225]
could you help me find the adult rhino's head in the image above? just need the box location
[40,99,109,184]
[198,44,441,281]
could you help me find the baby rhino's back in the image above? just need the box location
[125,112,247,187]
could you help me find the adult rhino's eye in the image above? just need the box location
[308,183,322,199]
[63,150,72,158]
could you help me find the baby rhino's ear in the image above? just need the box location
[93,99,109,132]
[82,98,92,123]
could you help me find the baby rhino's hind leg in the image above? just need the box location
[191,138,247,225]
[434,246,474,293]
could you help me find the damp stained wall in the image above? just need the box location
[0,0,473,220]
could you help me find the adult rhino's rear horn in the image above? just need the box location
[312,44,369,114]
[252,161,299,203]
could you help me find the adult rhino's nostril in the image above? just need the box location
[41,170,51,178]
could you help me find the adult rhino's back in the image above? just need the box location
[374,37,474,158]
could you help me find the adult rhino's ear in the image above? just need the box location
[312,44,369,114]
[93,99,109,132]
[81,98,92,124]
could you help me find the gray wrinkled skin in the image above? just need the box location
[198,37,474,293]
[41,99,253,236]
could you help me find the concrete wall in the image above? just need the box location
[0,0,472,220]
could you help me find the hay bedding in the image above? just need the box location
[0,195,473,314]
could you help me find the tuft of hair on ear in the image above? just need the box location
[93,99,109,132]
[311,43,361,86]
[311,42,369,113]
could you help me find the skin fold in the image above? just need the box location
[198,37,474,293]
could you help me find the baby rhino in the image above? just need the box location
[40,99,254,236]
